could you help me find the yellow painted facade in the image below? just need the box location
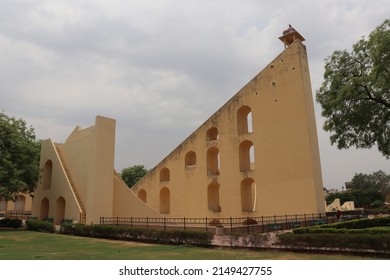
[31,33,325,224]
[0,194,32,212]
[132,39,325,218]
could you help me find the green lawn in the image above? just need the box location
[0,230,382,260]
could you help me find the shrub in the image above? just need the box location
[60,224,213,246]
[208,219,222,226]
[242,218,258,225]
[319,216,390,230]
[0,218,22,228]
[277,232,390,252]
[26,219,55,233]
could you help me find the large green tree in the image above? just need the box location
[120,165,148,188]
[326,170,389,208]
[351,170,390,197]
[0,112,41,200]
[316,19,390,157]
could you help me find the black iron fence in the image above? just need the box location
[100,213,341,234]
[2,210,32,220]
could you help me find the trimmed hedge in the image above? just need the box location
[293,216,390,234]
[60,224,213,246]
[293,227,390,235]
[277,232,390,252]
[0,218,22,228]
[320,216,390,229]
[25,219,56,233]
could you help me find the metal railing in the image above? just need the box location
[3,210,32,220]
[100,213,339,234]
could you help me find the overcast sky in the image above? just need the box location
[1,0,389,190]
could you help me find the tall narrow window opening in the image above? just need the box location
[185,151,197,168]
[55,196,66,225]
[159,187,170,214]
[239,140,255,172]
[237,106,253,135]
[42,160,53,190]
[208,181,221,212]
[160,168,170,182]
[206,127,219,141]
[207,147,220,176]
[40,198,49,220]
[241,178,256,212]
[138,189,147,203]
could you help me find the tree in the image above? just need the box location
[120,165,148,188]
[316,19,390,158]
[351,170,390,196]
[0,112,41,200]
[326,170,390,208]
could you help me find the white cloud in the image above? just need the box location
[0,0,388,188]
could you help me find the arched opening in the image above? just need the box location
[159,187,170,214]
[185,151,197,168]
[40,198,49,220]
[55,196,66,224]
[14,195,26,211]
[237,106,253,135]
[207,147,220,176]
[239,140,255,172]
[207,181,221,212]
[241,178,256,212]
[0,197,8,211]
[160,168,170,182]
[42,160,53,190]
[206,127,219,141]
[138,189,147,203]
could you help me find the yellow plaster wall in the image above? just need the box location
[112,173,161,218]
[32,139,83,223]
[132,41,325,218]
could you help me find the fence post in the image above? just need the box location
[304,214,307,227]
[285,215,288,229]
[146,217,149,229]
[184,217,186,231]
[205,217,208,232]
[164,217,166,231]
[131,217,133,227]
[261,216,264,233]
[230,217,233,234]
[116,216,119,226]
[246,216,249,235]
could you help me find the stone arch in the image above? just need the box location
[42,160,53,190]
[138,189,147,203]
[241,178,256,212]
[40,198,49,220]
[160,167,170,182]
[55,196,66,224]
[237,105,253,135]
[159,187,170,214]
[14,195,26,211]
[207,181,221,212]
[206,127,219,141]
[185,151,197,168]
[207,147,220,176]
[239,140,255,172]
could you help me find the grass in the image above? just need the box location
[0,230,383,260]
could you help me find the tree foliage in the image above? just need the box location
[316,19,390,157]
[326,170,389,208]
[120,165,148,188]
[0,112,41,200]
